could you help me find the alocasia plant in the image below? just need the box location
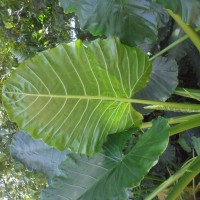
[3,0,200,199]
[40,117,169,200]
[3,37,152,155]
[59,0,159,46]
[11,131,70,178]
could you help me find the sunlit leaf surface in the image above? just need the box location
[3,37,151,155]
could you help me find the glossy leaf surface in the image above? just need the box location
[3,37,151,155]
[59,0,158,46]
[11,131,69,178]
[40,117,169,200]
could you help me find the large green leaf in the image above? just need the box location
[3,37,151,155]
[59,0,158,46]
[156,0,200,26]
[40,117,169,200]
[11,131,69,178]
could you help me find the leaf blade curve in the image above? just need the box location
[156,0,200,27]
[133,57,178,114]
[59,0,158,46]
[40,117,170,200]
[11,131,69,178]
[3,37,151,155]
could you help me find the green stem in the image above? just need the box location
[170,116,200,136]
[174,87,200,101]
[145,175,165,182]
[145,157,196,200]
[149,36,188,61]
[149,27,200,61]
[141,114,200,136]
[166,156,200,200]
[141,113,200,129]
[192,151,196,200]
[143,114,200,136]
[132,99,196,108]
[167,9,200,52]
[132,99,200,113]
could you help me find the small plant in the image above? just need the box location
[2,0,200,199]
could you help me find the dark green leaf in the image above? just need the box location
[59,0,158,46]
[156,0,200,26]
[40,117,169,200]
[167,24,196,61]
[3,37,151,155]
[138,3,170,53]
[133,57,178,114]
[178,128,200,153]
[11,131,69,178]
[159,144,176,166]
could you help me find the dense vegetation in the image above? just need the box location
[0,0,72,198]
[1,0,200,199]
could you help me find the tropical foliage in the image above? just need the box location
[1,0,200,199]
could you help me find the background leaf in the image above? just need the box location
[3,37,151,155]
[40,117,169,200]
[159,144,176,166]
[167,24,196,61]
[133,57,178,114]
[138,3,170,53]
[156,0,200,26]
[11,131,69,178]
[178,127,200,153]
[59,0,158,46]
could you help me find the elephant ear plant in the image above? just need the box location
[2,0,200,199]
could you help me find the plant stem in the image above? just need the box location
[170,116,200,136]
[136,101,200,113]
[192,150,196,200]
[141,114,200,129]
[149,26,200,61]
[166,156,200,200]
[149,36,188,61]
[145,175,165,182]
[174,87,200,101]
[141,114,200,136]
[167,9,200,52]
[145,157,196,200]
[131,99,200,112]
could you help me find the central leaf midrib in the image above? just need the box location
[6,92,134,103]
[7,92,200,111]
